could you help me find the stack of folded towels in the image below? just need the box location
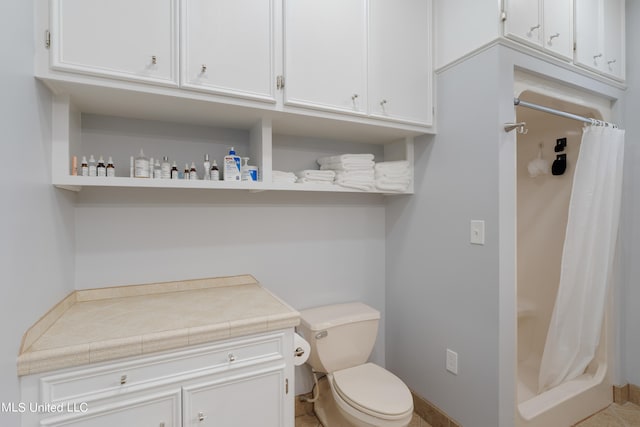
[317,154,375,191]
[272,170,297,184]
[374,160,412,192]
[295,169,336,184]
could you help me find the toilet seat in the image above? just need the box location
[331,363,413,422]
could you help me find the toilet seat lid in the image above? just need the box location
[332,363,413,419]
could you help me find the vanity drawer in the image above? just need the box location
[41,333,284,404]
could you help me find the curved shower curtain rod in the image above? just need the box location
[514,98,619,128]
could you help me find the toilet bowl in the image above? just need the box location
[298,303,414,427]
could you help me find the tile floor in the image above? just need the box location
[573,402,640,427]
[296,402,640,427]
[295,411,432,427]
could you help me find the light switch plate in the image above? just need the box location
[446,349,458,375]
[470,220,485,245]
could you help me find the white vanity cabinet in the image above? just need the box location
[368,0,432,126]
[574,0,625,80]
[283,0,368,115]
[21,331,294,427]
[180,0,277,103]
[503,0,573,60]
[49,0,178,86]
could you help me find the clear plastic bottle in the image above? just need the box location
[184,163,190,180]
[88,155,97,177]
[154,159,162,179]
[210,160,220,181]
[189,162,198,180]
[106,157,115,177]
[241,157,251,181]
[203,154,211,180]
[134,149,150,178]
[161,156,171,179]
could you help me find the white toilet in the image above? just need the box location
[298,302,414,427]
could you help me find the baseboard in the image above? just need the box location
[411,390,461,427]
[613,383,640,406]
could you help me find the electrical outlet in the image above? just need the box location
[446,349,458,375]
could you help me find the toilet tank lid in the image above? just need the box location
[299,302,380,331]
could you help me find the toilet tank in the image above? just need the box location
[298,302,380,373]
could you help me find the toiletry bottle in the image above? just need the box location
[171,161,179,179]
[130,156,134,178]
[96,156,106,177]
[161,156,171,179]
[203,154,211,180]
[190,162,198,180]
[71,156,78,176]
[154,159,161,179]
[134,149,150,178]
[241,157,251,181]
[223,147,241,181]
[81,156,88,176]
[106,157,115,177]
[88,155,97,177]
[210,160,220,181]
[184,163,190,180]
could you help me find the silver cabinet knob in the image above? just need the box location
[151,55,157,65]
[198,411,206,422]
[120,375,127,385]
[380,99,387,107]
[351,94,359,101]
[201,64,207,73]
[228,353,236,362]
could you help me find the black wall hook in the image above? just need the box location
[552,154,567,175]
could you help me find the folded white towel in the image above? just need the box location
[320,162,375,171]
[272,170,297,183]
[376,177,412,186]
[374,160,410,172]
[335,170,375,180]
[297,177,334,184]
[375,181,410,192]
[295,170,336,181]
[335,181,376,191]
[317,154,375,165]
[375,169,412,180]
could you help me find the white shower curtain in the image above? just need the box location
[538,125,625,393]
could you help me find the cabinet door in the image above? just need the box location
[181,0,276,103]
[183,368,284,427]
[504,0,542,47]
[574,0,604,71]
[542,0,573,59]
[368,0,432,126]
[40,390,181,427]
[283,0,368,115]
[602,0,625,80]
[50,0,177,86]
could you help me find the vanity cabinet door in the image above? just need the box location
[50,0,178,86]
[368,0,432,126]
[283,0,368,115]
[181,0,276,102]
[40,390,181,427]
[183,368,284,427]
[504,0,542,47]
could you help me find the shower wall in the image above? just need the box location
[516,107,584,387]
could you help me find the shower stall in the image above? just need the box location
[513,87,620,427]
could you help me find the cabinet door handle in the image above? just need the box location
[201,64,207,74]
[608,59,617,65]
[151,55,157,65]
[529,24,540,34]
[120,375,127,385]
[228,353,236,362]
[351,94,359,101]
[198,411,206,422]
[548,33,560,43]
[380,99,387,107]
[593,53,603,60]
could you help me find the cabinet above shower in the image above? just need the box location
[434,0,626,83]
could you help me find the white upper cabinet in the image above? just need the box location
[575,0,625,80]
[283,0,368,115]
[50,0,178,86]
[368,0,432,126]
[180,0,276,102]
[504,0,573,60]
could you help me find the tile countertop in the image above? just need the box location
[18,274,300,376]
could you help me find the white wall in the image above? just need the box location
[622,0,640,387]
[0,0,76,423]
